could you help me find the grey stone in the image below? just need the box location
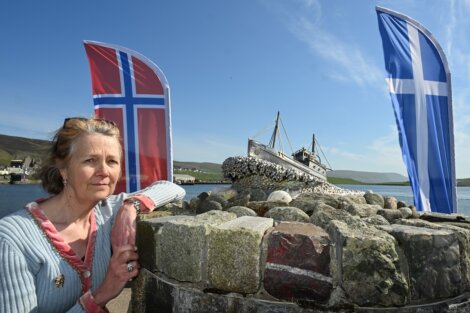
[207,194,229,209]
[247,201,286,216]
[196,200,223,214]
[158,211,236,283]
[397,218,470,292]
[310,204,360,230]
[362,214,390,226]
[136,215,190,272]
[420,212,470,224]
[328,220,409,307]
[189,197,201,211]
[227,206,257,217]
[130,269,174,313]
[267,190,292,204]
[213,187,238,201]
[289,199,323,216]
[295,192,340,209]
[397,200,408,209]
[207,216,273,293]
[264,206,309,222]
[344,203,380,218]
[132,269,330,313]
[159,202,193,216]
[379,224,462,301]
[339,194,367,204]
[229,192,251,207]
[384,196,398,210]
[364,191,385,207]
[197,191,210,201]
[377,208,404,223]
[399,206,413,219]
[410,205,421,218]
[248,188,268,201]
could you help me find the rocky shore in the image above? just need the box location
[131,156,470,313]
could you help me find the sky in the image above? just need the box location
[1,0,470,177]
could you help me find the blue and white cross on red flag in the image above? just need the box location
[84,41,173,194]
[376,7,457,213]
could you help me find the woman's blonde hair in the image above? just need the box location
[39,117,121,194]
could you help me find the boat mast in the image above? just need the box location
[312,134,316,154]
[268,111,281,149]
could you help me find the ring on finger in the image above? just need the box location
[127,262,134,272]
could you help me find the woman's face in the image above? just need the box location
[60,133,121,206]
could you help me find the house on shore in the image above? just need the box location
[174,174,195,185]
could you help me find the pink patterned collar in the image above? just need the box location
[26,201,97,293]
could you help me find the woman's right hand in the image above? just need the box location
[91,244,140,306]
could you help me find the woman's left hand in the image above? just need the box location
[111,202,137,248]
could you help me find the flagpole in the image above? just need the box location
[165,86,173,183]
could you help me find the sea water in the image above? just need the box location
[1,183,469,219]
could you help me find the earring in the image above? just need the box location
[63,178,68,186]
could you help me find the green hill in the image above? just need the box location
[0,134,50,166]
[173,161,226,182]
[1,133,470,186]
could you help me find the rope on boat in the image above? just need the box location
[314,137,333,170]
[279,118,294,154]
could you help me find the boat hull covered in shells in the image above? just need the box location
[247,139,327,181]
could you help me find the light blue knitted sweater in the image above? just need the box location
[0,181,185,313]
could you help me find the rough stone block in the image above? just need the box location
[337,195,367,206]
[377,208,403,223]
[380,224,463,301]
[247,201,286,216]
[138,210,173,220]
[207,216,273,293]
[398,218,470,291]
[295,192,340,209]
[131,269,325,313]
[264,206,309,222]
[136,216,190,272]
[363,191,384,207]
[264,222,333,302]
[130,268,174,313]
[345,203,380,218]
[158,211,236,283]
[196,200,223,214]
[328,220,409,307]
[288,199,323,215]
[309,204,359,229]
[362,214,390,226]
[384,196,398,210]
[227,206,257,217]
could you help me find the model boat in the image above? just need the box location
[247,112,329,181]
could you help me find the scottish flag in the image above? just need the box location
[376,7,457,213]
[84,41,173,193]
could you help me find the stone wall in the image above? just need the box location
[130,157,470,312]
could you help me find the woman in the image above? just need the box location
[0,117,185,312]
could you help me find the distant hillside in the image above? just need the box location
[173,161,226,182]
[327,170,408,184]
[0,134,50,166]
[173,161,223,173]
[1,133,469,186]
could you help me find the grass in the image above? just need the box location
[174,169,228,183]
[327,177,364,185]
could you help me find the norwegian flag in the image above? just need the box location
[84,41,173,193]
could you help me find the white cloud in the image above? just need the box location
[265,0,383,87]
[291,18,383,87]
[323,126,407,174]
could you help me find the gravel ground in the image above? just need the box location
[107,288,131,313]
